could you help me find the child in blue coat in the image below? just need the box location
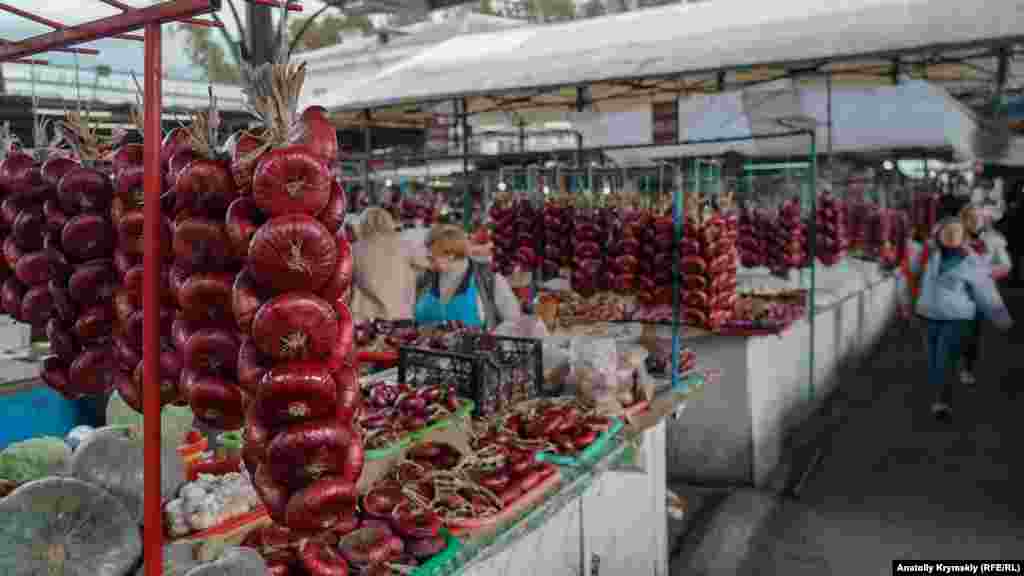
[898,216,1014,419]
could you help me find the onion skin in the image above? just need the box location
[1,278,25,319]
[175,159,237,217]
[46,318,79,363]
[187,374,245,430]
[295,107,339,164]
[13,209,45,251]
[0,197,29,229]
[167,149,199,186]
[16,249,68,287]
[116,370,142,412]
[43,200,69,235]
[319,180,347,233]
[114,165,144,206]
[41,156,79,188]
[286,477,357,532]
[259,362,338,426]
[243,399,272,460]
[321,236,353,314]
[173,218,233,271]
[3,236,23,269]
[68,346,116,395]
[114,250,139,278]
[114,335,141,370]
[252,146,332,218]
[333,364,361,423]
[178,272,234,324]
[69,260,116,306]
[230,130,265,192]
[73,305,114,343]
[299,540,350,576]
[184,328,239,377]
[251,293,340,362]
[62,213,113,262]
[49,277,77,324]
[253,463,290,523]
[0,151,41,189]
[232,268,268,335]
[161,127,192,169]
[406,535,446,560]
[42,357,72,397]
[63,167,113,214]
[111,144,143,176]
[225,197,266,259]
[265,419,361,488]
[237,336,270,394]
[118,211,171,257]
[248,214,338,294]
[21,284,54,326]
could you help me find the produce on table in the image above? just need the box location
[70,425,186,525]
[164,472,263,537]
[815,192,848,266]
[360,379,464,449]
[645,344,697,377]
[106,390,196,450]
[0,436,71,484]
[231,61,362,535]
[0,477,142,576]
[725,294,806,331]
[473,398,616,459]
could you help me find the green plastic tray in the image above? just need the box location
[534,417,625,467]
[410,528,462,576]
[365,399,475,461]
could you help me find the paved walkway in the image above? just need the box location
[674,288,1024,576]
[736,287,1024,575]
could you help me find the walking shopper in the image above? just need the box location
[959,203,1013,387]
[898,217,1014,420]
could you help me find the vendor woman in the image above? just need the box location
[415,224,520,330]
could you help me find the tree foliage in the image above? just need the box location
[527,0,577,20]
[479,0,496,15]
[288,13,373,53]
[180,24,242,84]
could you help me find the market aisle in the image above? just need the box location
[732,288,1024,575]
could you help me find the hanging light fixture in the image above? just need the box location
[498,181,507,192]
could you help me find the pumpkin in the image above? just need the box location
[183,547,268,576]
[69,425,186,524]
[0,477,142,576]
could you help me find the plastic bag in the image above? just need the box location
[567,337,623,415]
[495,315,549,340]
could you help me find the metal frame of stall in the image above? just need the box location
[357,126,817,398]
[0,1,308,572]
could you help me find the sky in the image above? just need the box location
[0,0,334,79]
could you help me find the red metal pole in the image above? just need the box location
[142,22,163,576]
[0,0,218,62]
[96,0,223,28]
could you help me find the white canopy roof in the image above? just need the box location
[320,0,1024,112]
[601,80,980,164]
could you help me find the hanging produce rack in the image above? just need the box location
[0,1,313,574]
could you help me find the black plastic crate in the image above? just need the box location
[397,333,544,417]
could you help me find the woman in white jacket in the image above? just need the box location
[958,202,1012,387]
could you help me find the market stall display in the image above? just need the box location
[360,378,471,451]
[815,191,848,266]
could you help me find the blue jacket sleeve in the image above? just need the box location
[965,260,1013,330]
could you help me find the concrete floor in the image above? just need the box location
[676,288,1024,575]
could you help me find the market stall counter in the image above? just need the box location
[361,368,693,576]
[664,260,899,487]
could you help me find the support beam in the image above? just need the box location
[96,0,221,28]
[0,3,145,43]
[142,24,164,576]
[246,1,274,66]
[891,58,901,85]
[995,46,1009,98]
[0,0,220,62]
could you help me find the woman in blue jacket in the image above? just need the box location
[898,216,1014,419]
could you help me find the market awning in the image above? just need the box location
[319,0,1024,114]
[597,80,979,164]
